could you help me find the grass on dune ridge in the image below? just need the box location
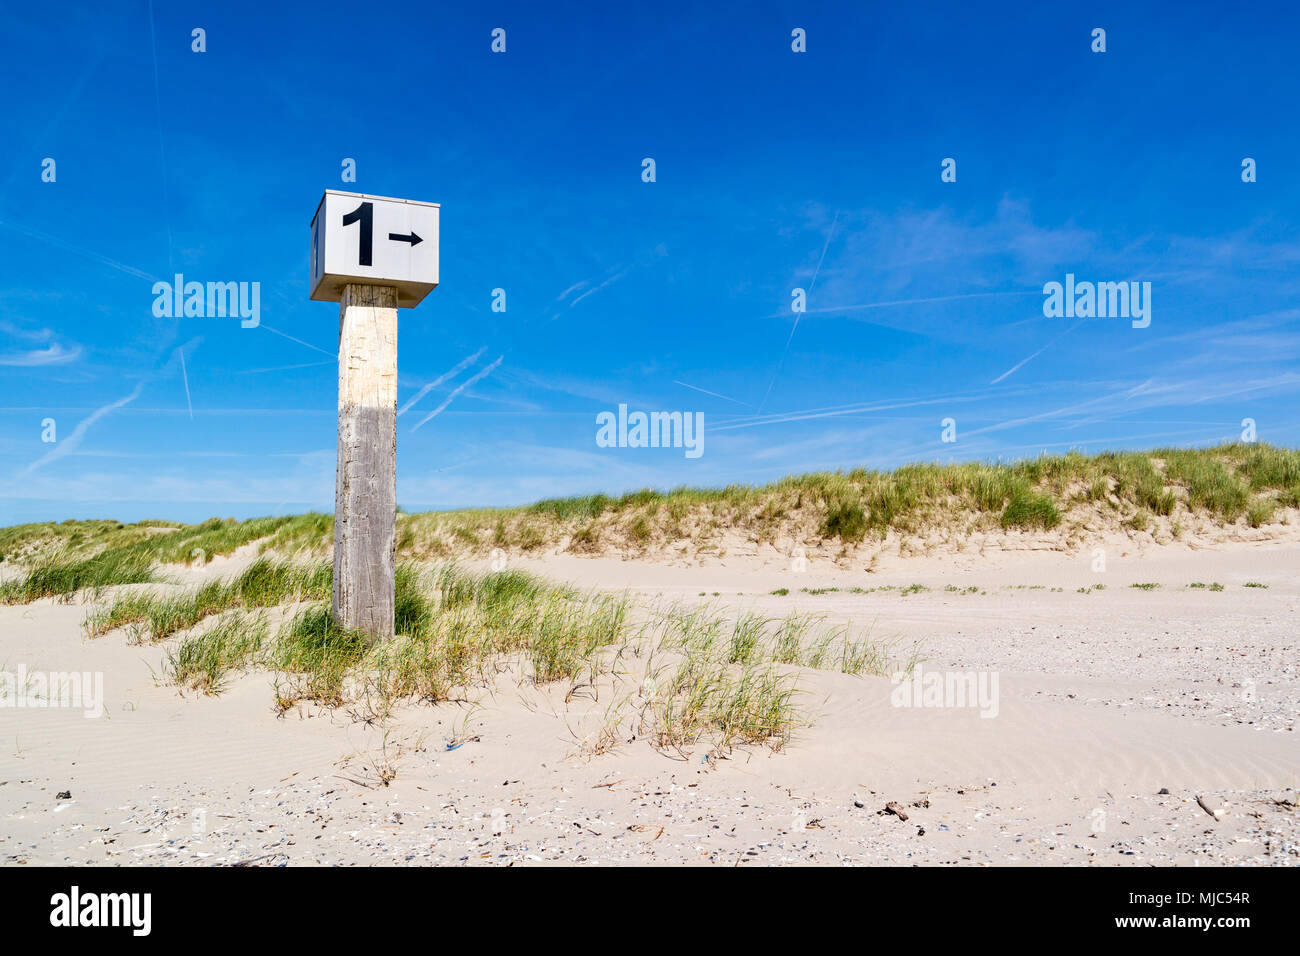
[3,444,1297,598]
[0,442,1289,757]
[491,442,1300,553]
[0,514,332,603]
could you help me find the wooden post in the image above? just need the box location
[333,283,398,642]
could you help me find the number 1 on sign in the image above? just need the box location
[342,201,373,266]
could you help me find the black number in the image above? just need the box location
[342,201,373,266]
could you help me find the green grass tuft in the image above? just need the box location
[1000,486,1062,530]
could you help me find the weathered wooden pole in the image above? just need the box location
[310,190,439,643]
[333,282,398,641]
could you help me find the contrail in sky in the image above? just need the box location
[0,219,156,280]
[787,289,1040,317]
[18,380,148,478]
[991,320,1084,384]
[412,356,504,431]
[758,209,839,413]
[673,380,753,408]
[398,347,487,416]
[178,346,193,419]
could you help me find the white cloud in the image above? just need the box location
[0,342,82,366]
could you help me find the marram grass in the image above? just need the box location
[3,445,1296,597]
[2,444,1293,753]
[83,561,895,755]
[389,442,1300,555]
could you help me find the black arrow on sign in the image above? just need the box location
[388,231,423,247]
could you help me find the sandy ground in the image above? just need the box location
[1,536,1297,866]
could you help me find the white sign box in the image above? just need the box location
[310,190,440,307]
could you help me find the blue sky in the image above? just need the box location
[2,1,1299,523]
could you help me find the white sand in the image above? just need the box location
[2,536,1296,866]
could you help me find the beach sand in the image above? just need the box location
[2,535,1297,866]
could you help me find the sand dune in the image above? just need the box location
[2,536,1296,866]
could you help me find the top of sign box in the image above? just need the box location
[310,190,441,225]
